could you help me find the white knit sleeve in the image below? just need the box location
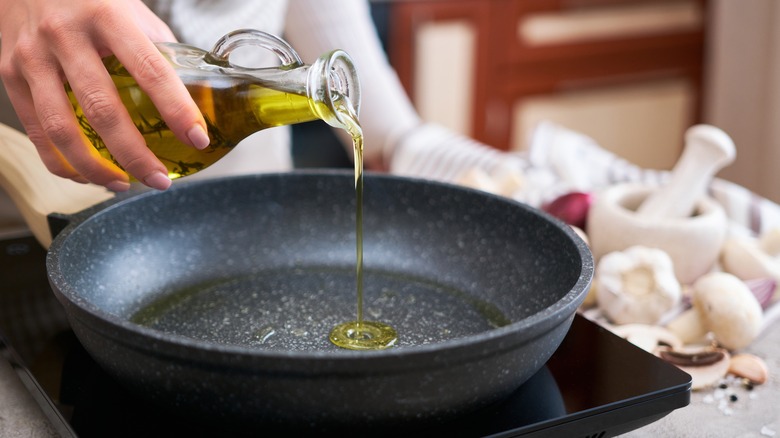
[284,0,419,167]
[144,0,287,62]
[283,0,524,184]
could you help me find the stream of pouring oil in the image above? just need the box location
[327,93,397,350]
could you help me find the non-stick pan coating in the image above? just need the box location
[46,171,592,427]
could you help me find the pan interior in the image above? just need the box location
[129,266,510,351]
[51,173,588,354]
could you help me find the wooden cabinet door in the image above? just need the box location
[389,0,708,169]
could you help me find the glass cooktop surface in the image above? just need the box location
[0,234,691,437]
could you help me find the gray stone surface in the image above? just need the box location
[0,358,58,438]
[623,320,780,437]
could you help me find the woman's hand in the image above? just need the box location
[0,0,210,190]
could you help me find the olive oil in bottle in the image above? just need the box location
[68,56,332,179]
[66,29,365,181]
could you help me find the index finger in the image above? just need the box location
[97,20,211,152]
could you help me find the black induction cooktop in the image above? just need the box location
[0,233,691,437]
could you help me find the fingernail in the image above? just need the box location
[187,125,210,149]
[143,171,172,191]
[106,180,131,192]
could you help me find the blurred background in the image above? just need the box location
[0,0,777,203]
[362,0,778,204]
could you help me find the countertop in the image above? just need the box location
[626,320,780,438]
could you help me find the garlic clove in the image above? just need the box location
[759,227,780,255]
[721,237,780,285]
[457,166,525,198]
[457,168,499,194]
[542,191,593,230]
[728,353,769,385]
[744,277,777,309]
[665,307,708,345]
[493,165,525,198]
[570,225,590,247]
[580,280,598,309]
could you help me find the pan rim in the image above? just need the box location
[46,171,593,371]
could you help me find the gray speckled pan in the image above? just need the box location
[46,170,592,430]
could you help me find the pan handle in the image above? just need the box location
[0,123,114,248]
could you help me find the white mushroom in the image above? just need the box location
[595,246,682,325]
[656,346,731,390]
[609,324,683,353]
[666,272,763,350]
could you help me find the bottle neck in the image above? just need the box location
[305,50,362,133]
[177,41,361,143]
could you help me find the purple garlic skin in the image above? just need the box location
[543,191,593,230]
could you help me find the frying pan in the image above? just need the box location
[0,123,593,431]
